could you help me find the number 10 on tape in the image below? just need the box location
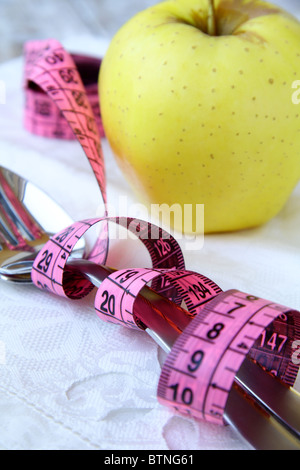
[157,289,300,425]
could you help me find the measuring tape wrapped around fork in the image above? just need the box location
[24,39,300,426]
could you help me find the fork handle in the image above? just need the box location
[225,381,300,450]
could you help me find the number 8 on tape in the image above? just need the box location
[157,289,300,425]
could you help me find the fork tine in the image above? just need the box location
[0,205,19,246]
[0,201,46,252]
[0,226,45,276]
[0,168,42,242]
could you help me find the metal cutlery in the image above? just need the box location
[0,164,299,450]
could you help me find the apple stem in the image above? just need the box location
[207,0,217,36]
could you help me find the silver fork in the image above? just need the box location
[1,166,300,450]
[0,164,84,281]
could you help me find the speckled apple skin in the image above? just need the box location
[99,0,300,233]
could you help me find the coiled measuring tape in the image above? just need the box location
[158,290,300,424]
[24,51,104,140]
[24,39,300,427]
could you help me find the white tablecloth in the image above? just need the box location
[0,10,300,450]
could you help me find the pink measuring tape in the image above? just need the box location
[24,39,300,426]
[24,51,105,140]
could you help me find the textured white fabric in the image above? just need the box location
[0,17,300,450]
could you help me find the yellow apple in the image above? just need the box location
[99,0,300,233]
